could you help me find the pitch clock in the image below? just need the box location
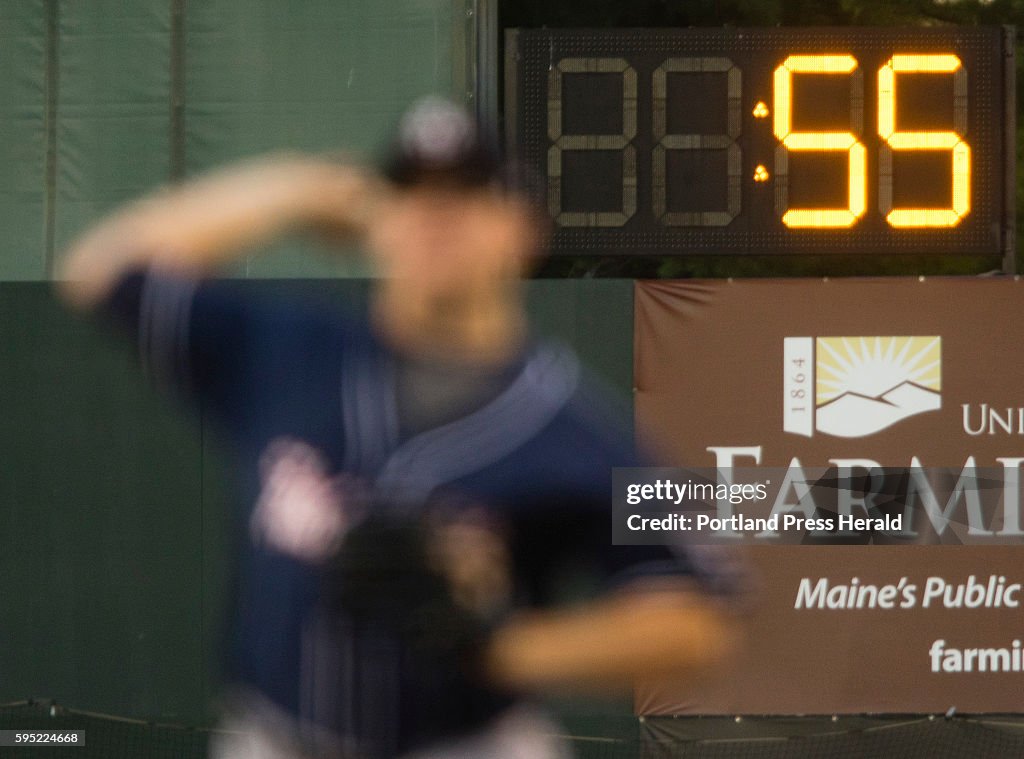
[505,27,1015,258]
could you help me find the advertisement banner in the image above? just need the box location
[634,279,1024,714]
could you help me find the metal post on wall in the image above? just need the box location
[1002,25,1017,275]
[474,0,499,139]
[451,0,498,139]
[42,0,58,277]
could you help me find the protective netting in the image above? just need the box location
[4,704,1024,758]
[635,715,1024,759]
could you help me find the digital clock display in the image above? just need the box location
[504,27,1014,257]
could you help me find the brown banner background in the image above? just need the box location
[634,279,1024,714]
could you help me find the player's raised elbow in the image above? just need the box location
[54,265,102,312]
[55,223,136,312]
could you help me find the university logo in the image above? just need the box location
[784,336,941,438]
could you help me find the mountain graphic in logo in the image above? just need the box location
[784,336,941,438]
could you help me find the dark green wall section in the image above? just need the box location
[2,0,456,281]
[0,279,634,724]
[526,278,635,397]
[0,284,206,721]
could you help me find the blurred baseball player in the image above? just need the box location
[58,97,738,758]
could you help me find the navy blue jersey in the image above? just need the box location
[100,269,707,755]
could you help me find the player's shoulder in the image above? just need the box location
[192,276,376,349]
[208,278,365,324]
[111,267,370,334]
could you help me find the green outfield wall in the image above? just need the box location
[0,0,459,282]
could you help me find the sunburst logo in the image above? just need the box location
[784,336,941,438]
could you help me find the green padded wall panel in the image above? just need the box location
[53,2,172,256]
[0,0,458,282]
[0,2,46,280]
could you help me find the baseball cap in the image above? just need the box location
[381,96,505,189]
